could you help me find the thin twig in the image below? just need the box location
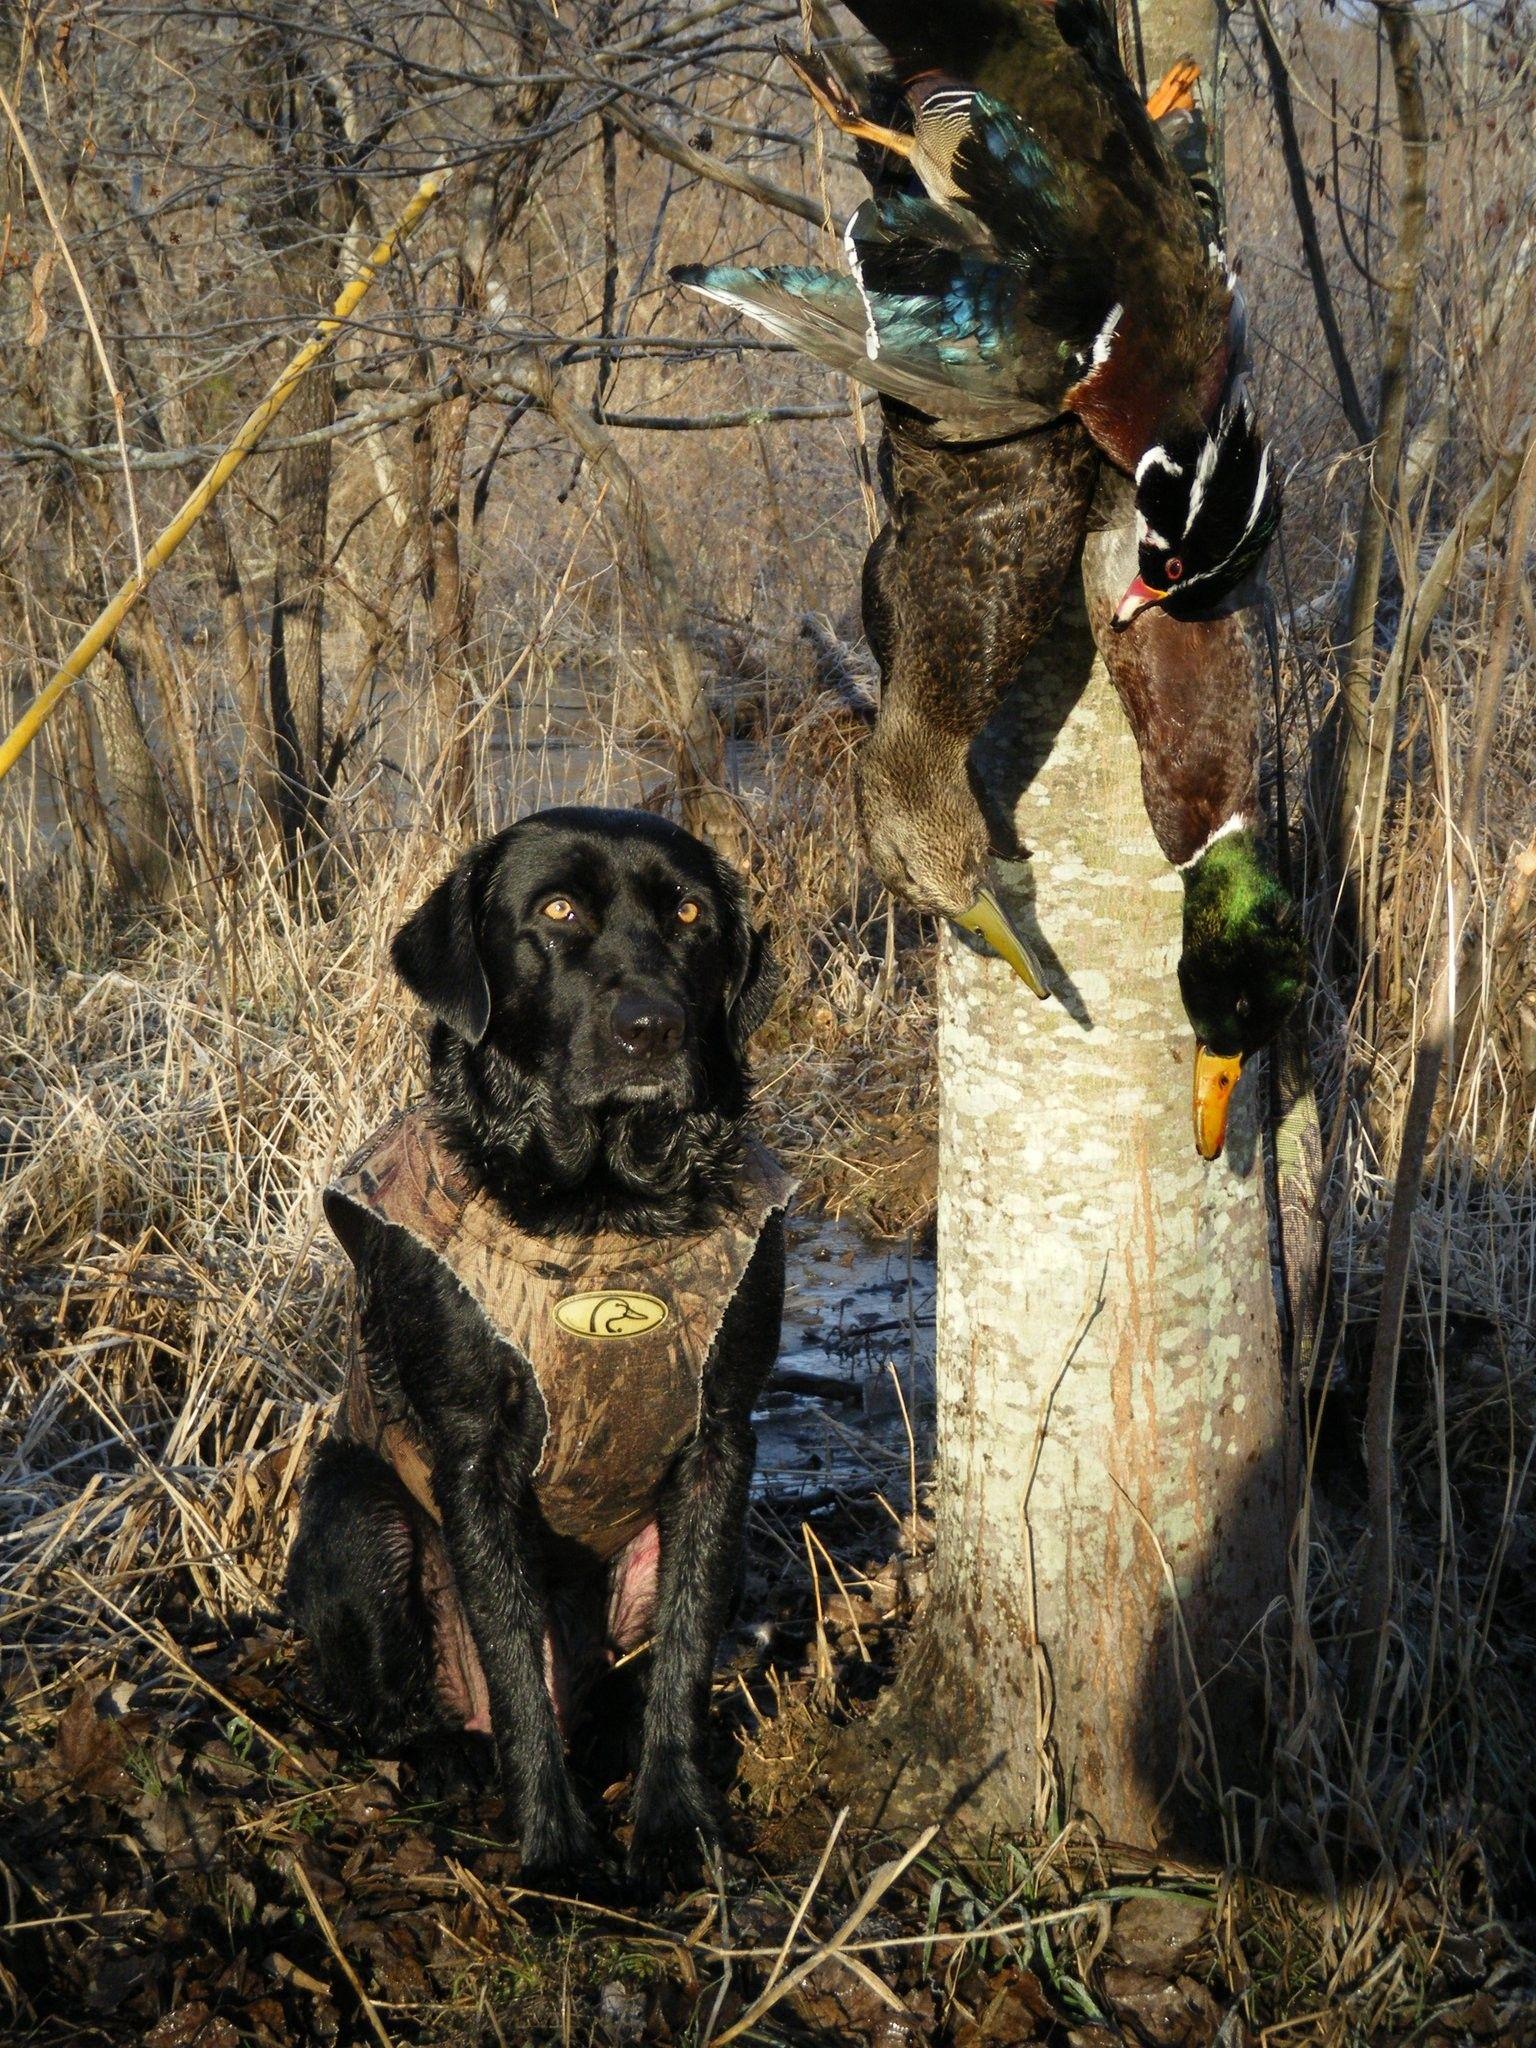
[711,1825,937,2043]
[290,1856,396,2048]
[0,77,146,573]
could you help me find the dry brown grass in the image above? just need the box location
[2,4,1536,2042]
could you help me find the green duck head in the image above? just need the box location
[856,729,1049,1000]
[1178,827,1306,1158]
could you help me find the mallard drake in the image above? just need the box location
[1082,467,1305,1156]
[673,0,1280,625]
[858,410,1099,994]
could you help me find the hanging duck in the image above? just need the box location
[673,0,1281,626]
[1083,465,1306,1157]
[858,412,1100,999]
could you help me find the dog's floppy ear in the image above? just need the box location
[727,923,781,1048]
[391,852,492,1044]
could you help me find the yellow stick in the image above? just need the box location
[0,163,451,783]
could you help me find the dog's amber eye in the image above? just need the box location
[677,899,701,925]
[540,897,576,923]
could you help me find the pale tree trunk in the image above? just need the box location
[924,580,1288,1845]
[845,1,1292,1847]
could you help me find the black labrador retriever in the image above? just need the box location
[286,807,788,1890]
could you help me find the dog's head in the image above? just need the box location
[391,810,778,1221]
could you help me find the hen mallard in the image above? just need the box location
[859,411,1100,1000]
[674,0,1280,625]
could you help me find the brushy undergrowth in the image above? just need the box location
[3,3,1536,2043]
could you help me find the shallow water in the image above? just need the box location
[753,1215,936,1513]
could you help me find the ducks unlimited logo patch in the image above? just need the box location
[553,1290,670,1339]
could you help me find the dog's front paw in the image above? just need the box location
[517,1786,602,1890]
[625,1783,720,1897]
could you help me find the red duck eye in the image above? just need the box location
[1165,556,1185,582]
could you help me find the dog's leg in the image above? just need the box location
[626,1412,757,1892]
[432,1437,600,1880]
[286,1438,447,1753]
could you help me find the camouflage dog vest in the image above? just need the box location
[325,1106,796,1561]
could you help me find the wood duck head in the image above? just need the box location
[1115,387,1283,628]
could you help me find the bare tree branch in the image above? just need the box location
[1253,0,1371,444]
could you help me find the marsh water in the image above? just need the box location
[755,1215,936,1515]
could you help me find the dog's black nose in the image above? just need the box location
[610,988,685,1059]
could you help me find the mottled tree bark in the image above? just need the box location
[927,578,1287,1845]
[266,291,336,850]
[78,647,173,898]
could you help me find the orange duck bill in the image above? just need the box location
[1193,1045,1243,1159]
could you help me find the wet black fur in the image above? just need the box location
[286,808,785,1892]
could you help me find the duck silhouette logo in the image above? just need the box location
[553,1290,670,1339]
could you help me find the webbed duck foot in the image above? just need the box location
[778,38,916,159]
[1145,57,1201,122]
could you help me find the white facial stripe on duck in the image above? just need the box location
[1135,444,1185,484]
[1134,402,1275,585]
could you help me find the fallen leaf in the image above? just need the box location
[144,2003,241,2048]
[1100,1966,1221,2048]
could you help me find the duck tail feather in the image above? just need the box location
[839,0,1049,88]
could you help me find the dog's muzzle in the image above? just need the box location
[582,983,695,1106]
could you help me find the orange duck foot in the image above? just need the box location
[1145,57,1201,121]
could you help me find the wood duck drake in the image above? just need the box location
[1083,466,1305,1156]
[673,0,1281,626]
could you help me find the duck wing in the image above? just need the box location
[673,254,1061,437]
[675,112,1118,443]
[674,204,1116,443]
[935,90,1071,254]
[855,181,1113,362]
